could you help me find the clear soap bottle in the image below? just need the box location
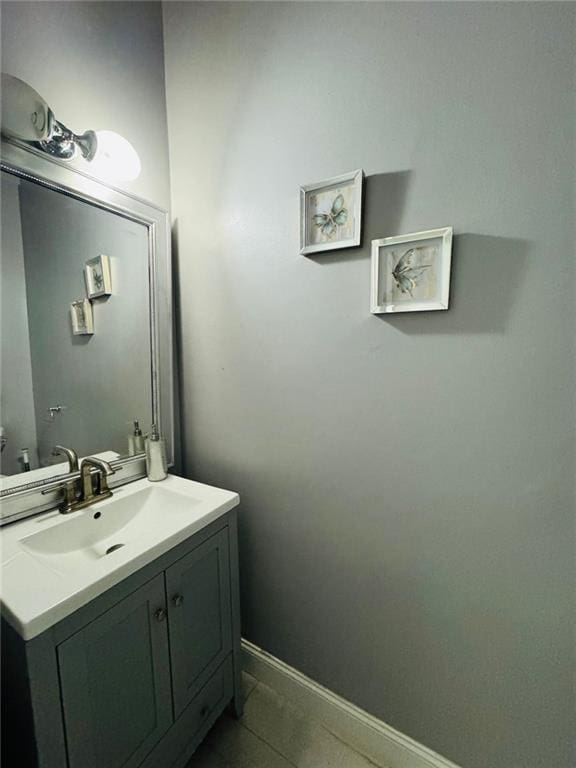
[146,423,167,482]
[128,419,146,455]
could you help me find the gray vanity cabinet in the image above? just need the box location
[167,528,232,716]
[58,574,172,768]
[1,510,242,768]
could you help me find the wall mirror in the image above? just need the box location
[0,139,173,523]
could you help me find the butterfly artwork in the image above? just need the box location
[311,194,348,240]
[391,247,434,298]
[300,170,363,255]
[92,268,104,290]
[84,254,112,298]
[70,298,94,335]
[371,228,452,314]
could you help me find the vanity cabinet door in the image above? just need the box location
[57,574,172,768]
[166,528,233,716]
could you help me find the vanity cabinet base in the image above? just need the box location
[1,509,242,768]
[142,656,234,768]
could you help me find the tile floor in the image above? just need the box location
[186,673,383,768]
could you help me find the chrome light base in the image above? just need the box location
[38,114,97,161]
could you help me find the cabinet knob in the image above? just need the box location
[155,607,167,622]
[172,594,184,607]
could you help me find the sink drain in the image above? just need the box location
[105,543,125,555]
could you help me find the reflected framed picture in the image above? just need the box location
[371,227,453,313]
[300,169,363,256]
[70,298,94,335]
[84,254,112,299]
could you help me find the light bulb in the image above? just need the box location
[89,130,141,182]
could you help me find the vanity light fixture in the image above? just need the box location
[1,73,141,181]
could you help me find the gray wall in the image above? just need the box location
[1,1,171,210]
[0,174,38,473]
[18,179,152,464]
[163,4,576,768]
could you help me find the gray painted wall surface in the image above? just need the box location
[0,175,38,473]
[163,4,576,768]
[18,180,152,464]
[1,1,171,210]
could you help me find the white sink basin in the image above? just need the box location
[1,475,239,639]
[21,485,203,575]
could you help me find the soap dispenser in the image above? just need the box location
[20,447,31,472]
[128,419,145,455]
[146,424,167,482]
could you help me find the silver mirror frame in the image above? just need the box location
[0,138,173,525]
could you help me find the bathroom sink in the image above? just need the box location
[20,484,203,575]
[0,475,239,639]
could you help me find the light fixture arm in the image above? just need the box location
[38,113,97,161]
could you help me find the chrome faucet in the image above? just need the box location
[52,445,79,473]
[57,456,115,514]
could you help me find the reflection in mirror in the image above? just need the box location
[0,170,152,482]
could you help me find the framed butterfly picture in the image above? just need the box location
[371,227,453,314]
[84,254,112,299]
[300,169,363,255]
[70,298,94,335]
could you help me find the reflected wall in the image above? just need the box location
[0,173,152,475]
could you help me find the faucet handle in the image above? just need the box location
[59,479,80,514]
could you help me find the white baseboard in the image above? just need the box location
[241,639,462,768]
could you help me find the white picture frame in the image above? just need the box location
[84,254,112,299]
[70,298,94,335]
[300,169,363,256]
[371,227,453,314]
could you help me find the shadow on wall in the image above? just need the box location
[308,171,412,265]
[70,333,91,346]
[383,233,531,336]
[307,172,530,336]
